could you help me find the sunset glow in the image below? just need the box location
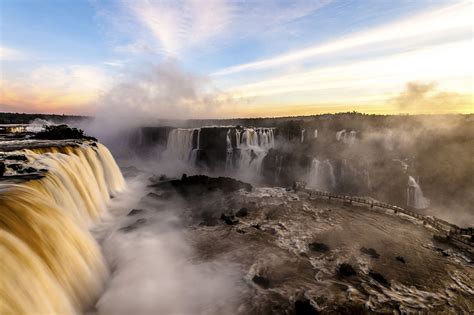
[0,0,472,117]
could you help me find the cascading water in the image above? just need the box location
[190,128,201,164]
[301,129,306,143]
[0,143,125,314]
[233,128,275,180]
[407,176,430,209]
[164,128,197,162]
[225,129,233,170]
[307,158,336,191]
[336,129,356,145]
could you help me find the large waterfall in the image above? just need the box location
[233,128,275,176]
[164,128,197,161]
[0,143,125,314]
[307,158,336,191]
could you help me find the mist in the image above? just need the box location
[92,175,243,315]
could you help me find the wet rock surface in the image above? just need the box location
[124,176,474,314]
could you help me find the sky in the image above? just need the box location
[0,0,472,118]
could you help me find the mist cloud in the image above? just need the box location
[391,81,471,113]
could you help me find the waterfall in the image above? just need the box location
[301,129,306,143]
[0,143,125,314]
[407,176,430,209]
[307,158,336,191]
[314,129,318,138]
[336,129,346,141]
[164,128,196,162]
[234,128,275,179]
[225,129,233,170]
[336,129,356,145]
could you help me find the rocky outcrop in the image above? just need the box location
[34,124,96,141]
[151,174,252,197]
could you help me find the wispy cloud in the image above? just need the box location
[224,39,473,113]
[97,0,330,57]
[123,0,232,56]
[213,1,472,76]
[0,46,26,60]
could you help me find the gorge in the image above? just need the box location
[0,114,473,314]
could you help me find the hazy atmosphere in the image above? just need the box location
[0,1,473,315]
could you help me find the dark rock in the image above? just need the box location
[34,124,96,141]
[8,163,22,171]
[119,218,147,233]
[221,213,239,225]
[338,263,356,277]
[18,167,37,174]
[127,209,145,216]
[294,298,318,315]
[252,275,270,289]
[368,271,390,287]
[236,229,246,234]
[235,207,248,217]
[395,256,406,264]
[360,247,380,259]
[152,175,252,197]
[4,155,28,161]
[309,242,330,253]
[435,248,450,257]
[199,211,218,226]
[0,162,5,176]
[251,224,261,230]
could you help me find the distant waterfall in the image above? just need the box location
[301,129,306,143]
[225,129,233,170]
[336,129,356,145]
[313,129,318,138]
[307,158,336,191]
[0,143,125,314]
[164,128,198,162]
[233,128,275,176]
[407,176,430,209]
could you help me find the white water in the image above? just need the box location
[225,129,233,170]
[0,143,125,314]
[307,158,336,191]
[164,128,196,162]
[407,176,430,209]
[336,129,356,145]
[234,128,275,180]
[93,176,241,315]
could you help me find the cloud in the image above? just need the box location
[96,0,329,57]
[93,61,227,125]
[0,65,111,114]
[212,1,472,76]
[125,0,232,56]
[0,46,26,60]
[390,81,472,113]
[224,40,472,102]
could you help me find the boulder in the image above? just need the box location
[337,263,356,277]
